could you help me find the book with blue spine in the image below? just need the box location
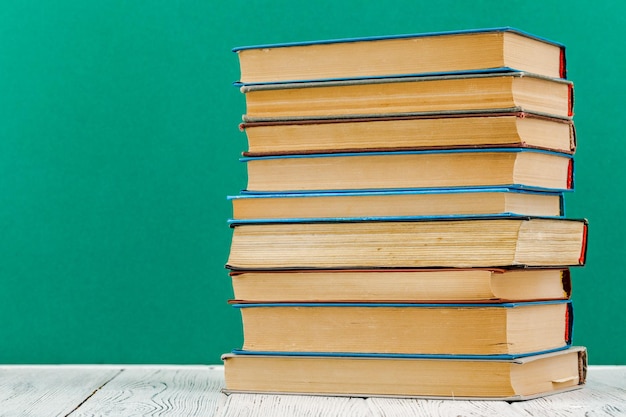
[229,187,565,222]
[229,300,574,357]
[239,72,573,123]
[240,111,576,157]
[228,268,572,304]
[233,27,567,85]
[222,346,587,400]
[241,148,574,193]
[226,215,588,270]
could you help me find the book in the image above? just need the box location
[230,188,565,221]
[233,27,566,85]
[241,112,576,157]
[226,217,588,270]
[231,300,573,356]
[240,72,573,122]
[242,148,574,193]
[222,346,587,400]
[229,268,572,303]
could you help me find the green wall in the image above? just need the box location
[0,0,622,364]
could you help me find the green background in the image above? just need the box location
[0,0,623,365]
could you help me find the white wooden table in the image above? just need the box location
[0,365,623,416]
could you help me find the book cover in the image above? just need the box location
[226,216,589,270]
[230,300,574,357]
[229,268,572,303]
[240,111,577,156]
[241,147,575,193]
[222,347,587,401]
[240,72,574,122]
[229,187,566,224]
[233,27,565,54]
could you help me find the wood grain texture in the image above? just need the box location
[587,366,626,389]
[365,397,528,417]
[70,366,225,417]
[0,366,121,417]
[0,365,623,416]
[218,393,372,417]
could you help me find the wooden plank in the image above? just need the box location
[587,366,626,389]
[217,393,372,417]
[0,366,122,417]
[511,390,626,417]
[0,365,623,416]
[366,397,527,417]
[70,365,226,417]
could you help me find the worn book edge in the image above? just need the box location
[221,347,587,401]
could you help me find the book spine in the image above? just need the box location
[560,46,567,79]
[562,269,572,298]
[579,223,588,265]
[568,84,574,117]
[565,301,574,345]
[567,159,575,190]
[569,123,577,152]
[578,348,588,384]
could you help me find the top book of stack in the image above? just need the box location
[233,27,566,85]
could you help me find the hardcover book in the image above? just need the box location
[222,347,587,400]
[240,72,573,122]
[240,112,576,156]
[241,148,574,193]
[230,188,565,221]
[226,216,588,270]
[229,268,572,303]
[231,300,573,356]
[233,27,566,85]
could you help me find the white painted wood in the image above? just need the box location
[0,367,121,417]
[217,393,372,417]
[0,365,623,416]
[70,365,226,417]
[588,366,626,389]
[510,389,626,417]
[365,397,528,417]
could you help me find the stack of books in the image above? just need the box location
[223,27,588,401]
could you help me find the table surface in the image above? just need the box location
[0,365,624,417]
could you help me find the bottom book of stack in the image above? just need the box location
[222,346,587,400]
